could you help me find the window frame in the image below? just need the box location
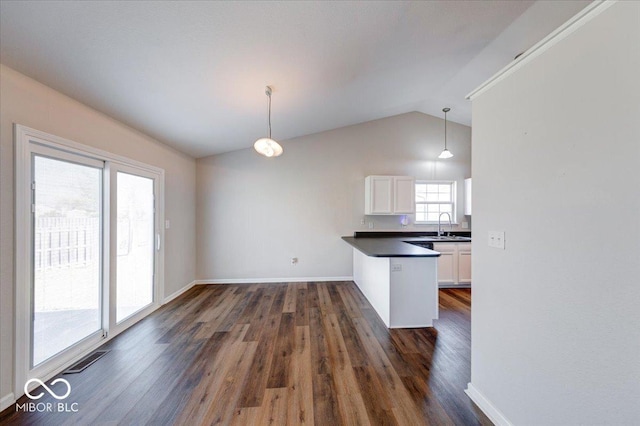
[414,180,457,225]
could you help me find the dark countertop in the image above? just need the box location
[342,236,441,257]
[353,231,471,238]
[342,233,472,258]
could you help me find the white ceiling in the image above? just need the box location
[0,1,590,158]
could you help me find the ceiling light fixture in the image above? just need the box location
[254,86,283,158]
[438,107,453,159]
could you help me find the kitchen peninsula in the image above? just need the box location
[342,233,446,328]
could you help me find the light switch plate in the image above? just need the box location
[488,231,505,249]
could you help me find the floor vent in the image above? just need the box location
[64,350,110,374]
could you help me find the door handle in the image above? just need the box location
[156,233,161,251]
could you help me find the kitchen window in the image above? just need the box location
[415,181,456,223]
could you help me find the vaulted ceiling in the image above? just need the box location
[0,1,589,157]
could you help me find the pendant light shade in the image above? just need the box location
[438,107,453,159]
[254,137,283,158]
[438,148,453,159]
[254,86,283,157]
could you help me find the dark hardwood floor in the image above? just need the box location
[1,283,490,425]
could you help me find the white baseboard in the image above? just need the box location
[163,280,197,304]
[465,383,513,426]
[1,392,15,412]
[438,284,471,289]
[389,322,433,329]
[195,276,353,285]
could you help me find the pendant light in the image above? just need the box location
[438,107,453,159]
[254,86,283,157]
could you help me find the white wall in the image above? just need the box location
[470,2,640,424]
[0,65,197,402]
[196,112,471,281]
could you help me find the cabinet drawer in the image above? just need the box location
[457,243,471,252]
[433,243,456,253]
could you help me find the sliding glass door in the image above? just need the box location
[32,151,104,367]
[115,170,156,323]
[16,126,165,393]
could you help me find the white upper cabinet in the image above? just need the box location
[365,176,393,214]
[464,178,472,216]
[365,176,415,215]
[393,176,415,214]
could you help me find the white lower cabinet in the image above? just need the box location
[435,244,456,285]
[458,245,472,284]
[433,242,471,287]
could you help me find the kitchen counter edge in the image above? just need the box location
[342,236,441,258]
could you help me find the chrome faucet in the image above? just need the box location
[438,212,452,236]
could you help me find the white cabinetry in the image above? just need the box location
[464,178,472,216]
[365,176,393,214]
[352,248,438,328]
[458,243,472,284]
[434,243,456,285]
[365,176,415,215]
[393,176,415,214]
[433,242,471,287]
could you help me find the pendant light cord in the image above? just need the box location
[444,109,447,149]
[254,85,283,157]
[268,91,272,139]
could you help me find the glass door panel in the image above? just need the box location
[116,172,155,322]
[32,155,102,366]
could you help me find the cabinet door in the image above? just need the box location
[434,243,456,285]
[393,177,415,214]
[464,178,472,216]
[365,176,393,214]
[458,250,472,284]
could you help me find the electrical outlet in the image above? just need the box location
[488,231,505,249]
[462,221,469,229]
[360,218,366,225]
[368,222,374,229]
[391,264,402,272]
[165,220,171,229]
